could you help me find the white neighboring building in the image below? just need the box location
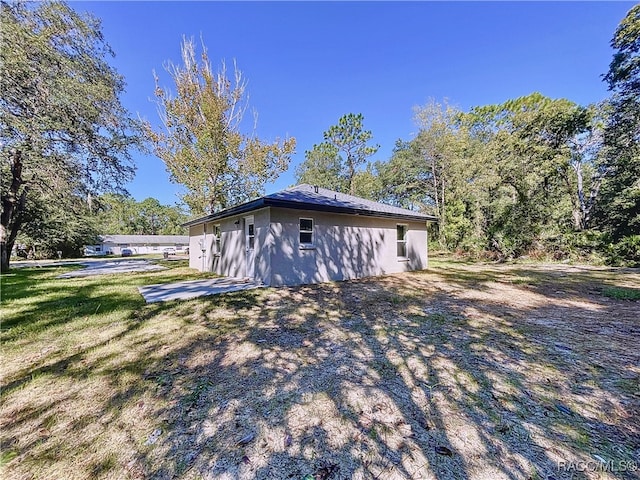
[84,235,189,256]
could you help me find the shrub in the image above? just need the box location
[604,235,640,267]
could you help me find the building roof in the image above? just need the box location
[99,234,189,244]
[183,184,438,227]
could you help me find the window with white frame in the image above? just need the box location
[397,224,407,257]
[299,218,313,245]
[214,225,221,254]
[247,222,255,249]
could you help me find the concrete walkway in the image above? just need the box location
[138,277,263,303]
[57,259,166,278]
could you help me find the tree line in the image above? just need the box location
[0,2,189,264]
[11,194,187,259]
[1,1,637,268]
[295,8,639,265]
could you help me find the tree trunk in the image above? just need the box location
[347,154,356,195]
[438,176,447,247]
[570,159,604,231]
[0,224,11,272]
[431,155,440,218]
[1,149,27,271]
[571,160,586,231]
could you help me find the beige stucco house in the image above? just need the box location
[183,184,437,287]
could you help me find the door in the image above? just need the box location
[244,216,255,279]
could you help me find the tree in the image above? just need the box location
[563,103,606,231]
[596,4,640,240]
[295,143,347,192]
[295,113,379,195]
[93,194,188,235]
[145,38,296,216]
[375,140,434,210]
[0,1,140,270]
[412,101,461,232]
[412,100,485,248]
[465,93,597,256]
[16,196,100,259]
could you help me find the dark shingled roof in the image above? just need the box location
[183,184,437,227]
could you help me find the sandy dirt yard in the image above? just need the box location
[1,259,638,480]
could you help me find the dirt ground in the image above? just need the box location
[1,260,639,479]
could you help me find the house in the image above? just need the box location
[84,234,189,256]
[184,184,437,287]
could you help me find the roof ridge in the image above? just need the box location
[184,183,437,227]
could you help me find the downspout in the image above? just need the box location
[202,223,207,272]
[425,221,429,269]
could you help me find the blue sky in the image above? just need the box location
[76,1,635,208]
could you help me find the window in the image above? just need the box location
[214,225,221,253]
[247,223,254,249]
[95,246,102,252]
[397,225,407,257]
[299,218,313,245]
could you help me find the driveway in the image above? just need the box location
[57,259,167,278]
[138,277,263,303]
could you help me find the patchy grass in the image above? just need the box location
[602,286,640,301]
[1,259,639,480]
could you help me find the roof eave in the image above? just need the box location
[182,198,266,227]
[182,196,438,227]
[264,198,437,222]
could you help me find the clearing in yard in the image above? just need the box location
[0,257,638,479]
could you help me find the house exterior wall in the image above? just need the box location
[268,207,427,287]
[188,225,206,270]
[218,216,244,278]
[187,207,428,286]
[253,208,271,285]
[189,208,271,283]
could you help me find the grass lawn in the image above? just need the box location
[1,258,638,479]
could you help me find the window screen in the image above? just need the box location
[247,223,254,249]
[214,225,221,253]
[397,225,407,257]
[300,218,313,244]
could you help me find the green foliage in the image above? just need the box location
[94,194,188,235]
[596,5,640,243]
[295,113,379,195]
[16,198,100,259]
[604,4,640,95]
[462,94,599,257]
[410,99,491,250]
[370,93,627,263]
[604,235,640,267]
[375,140,434,210]
[0,1,141,269]
[295,143,347,192]
[351,166,383,200]
[145,38,296,216]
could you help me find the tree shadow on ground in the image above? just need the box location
[2,263,638,479]
[139,265,639,479]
